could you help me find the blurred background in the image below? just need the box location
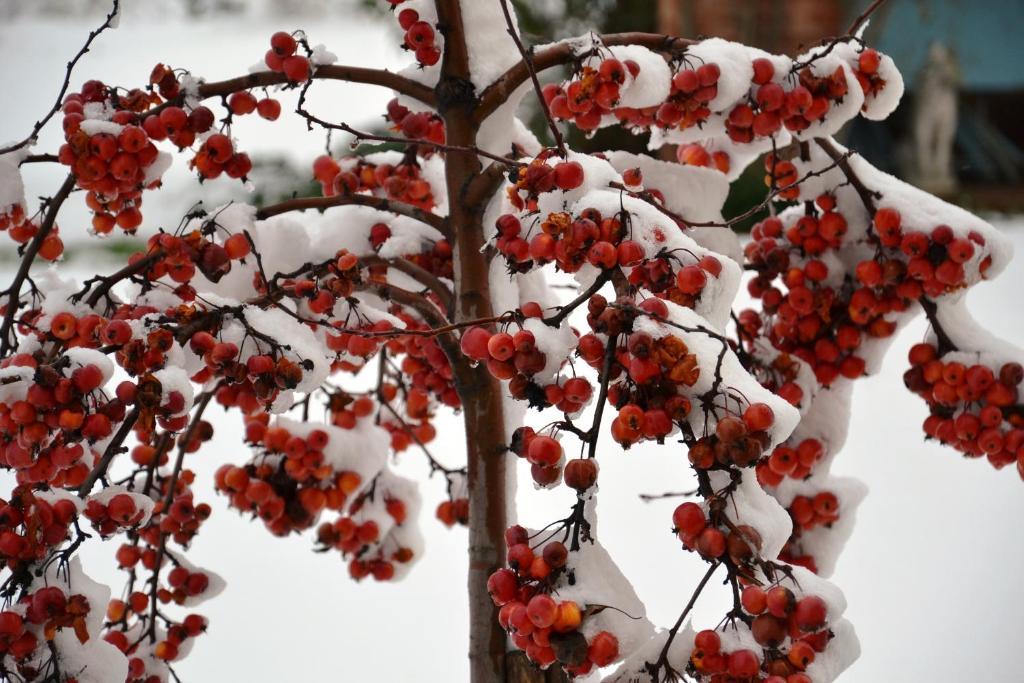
[1,1,1023,682]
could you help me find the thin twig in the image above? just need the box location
[0,174,77,355]
[497,0,567,155]
[0,1,120,155]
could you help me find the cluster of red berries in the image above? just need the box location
[317,491,414,582]
[653,61,722,131]
[673,501,764,564]
[0,586,92,668]
[385,98,446,146]
[491,526,620,674]
[742,63,847,142]
[496,206,642,275]
[1,217,63,261]
[263,31,311,82]
[634,251,723,310]
[190,132,253,181]
[505,156,586,213]
[219,417,361,535]
[191,333,306,416]
[788,492,840,533]
[676,143,732,174]
[576,296,695,447]
[227,89,283,122]
[145,481,212,549]
[369,226,452,281]
[742,200,885,386]
[461,322,551,386]
[379,325,457,412]
[693,406,777,472]
[436,496,469,527]
[868,208,991,297]
[104,599,207,667]
[0,201,27,245]
[313,155,437,211]
[904,343,1023,476]
[508,428,566,487]
[755,438,825,486]
[83,491,147,537]
[851,48,887,102]
[390,3,441,66]
[0,488,78,567]
[688,582,831,681]
[0,352,121,487]
[59,83,165,235]
[543,57,639,131]
[126,229,250,297]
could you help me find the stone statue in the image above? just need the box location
[910,42,960,194]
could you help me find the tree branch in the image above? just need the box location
[255,192,449,239]
[497,0,567,155]
[363,255,454,315]
[0,174,77,355]
[196,64,436,107]
[477,32,696,122]
[0,1,120,155]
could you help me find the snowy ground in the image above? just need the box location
[2,9,1024,683]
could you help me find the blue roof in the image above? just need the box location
[862,0,1024,92]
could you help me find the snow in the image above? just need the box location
[460,0,522,92]
[78,119,124,136]
[0,146,27,215]
[608,45,672,109]
[24,557,129,683]
[310,44,338,67]
[88,484,156,527]
[686,39,756,112]
[151,366,195,418]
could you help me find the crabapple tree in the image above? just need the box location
[0,1,1021,682]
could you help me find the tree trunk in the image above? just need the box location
[435,3,565,681]
[435,3,508,677]
[446,137,511,681]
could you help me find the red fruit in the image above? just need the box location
[526,594,557,629]
[224,233,251,259]
[283,55,311,82]
[553,161,585,190]
[741,585,767,615]
[588,631,619,667]
[728,649,760,678]
[694,629,721,655]
[228,91,258,115]
[794,595,828,632]
[766,586,796,617]
[743,402,774,432]
[752,58,775,85]
[487,333,515,361]
[696,527,725,558]
[676,265,707,294]
[487,568,518,606]
[460,326,492,361]
[256,98,282,121]
[107,494,138,524]
[406,21,435,48]
[858,48,881,75]
[527,436,562,467]
[270,31,297,56]
[72,364,104,393]
[672,502,706,537]
[507,543,534,571]
[563,458,597,491]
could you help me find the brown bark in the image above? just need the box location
[434,2,511,681]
